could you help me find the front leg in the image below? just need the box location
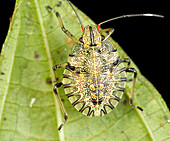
[99,28,114,41]
[46,6,81,44]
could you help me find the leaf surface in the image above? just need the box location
[0,0,169,141]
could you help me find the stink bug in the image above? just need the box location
[46,0,163,130]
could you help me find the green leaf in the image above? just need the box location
[0,0,169,141]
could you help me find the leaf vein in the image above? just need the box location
[0,6,21,127]
[34,0,65,140]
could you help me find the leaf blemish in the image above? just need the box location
[56,1,62,7]
[50,25,54,29]
[136,93,140,97]
[1,72,5,75]
[103,129,107,132]
[46,77,52,84]
[34,51,39,59]
[160,123,163,127]
[30,98,36,108]
[27,1,31,6]
[23,65,28,69]
[122,99,127,105]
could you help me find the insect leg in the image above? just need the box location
[100,28,114,41]
[53,62,76,81]
[53,63,67,81]
[53,64,67,70]
[46,6,81,44]
[120,58,132,81]
[121,58,143,111]
[54,82,68,130]
[99,28,114,33]
[120,58,130,68]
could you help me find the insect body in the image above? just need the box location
[46,0,163,130]
[64,26,126,117]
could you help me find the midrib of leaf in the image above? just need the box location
[136,74,169,141]
[122,72,156,140]
[0,6,21,126]
[113,49,157,140]
[139,110,156,141]
[34,0,65,140]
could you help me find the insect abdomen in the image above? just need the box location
[63,40,126,116]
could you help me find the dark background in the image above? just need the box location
[0,1,169,108]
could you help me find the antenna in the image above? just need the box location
[97,13,164,30]
[66,0,84,31]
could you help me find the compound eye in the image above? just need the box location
[101,35,105,41]
[79,37,84,43]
